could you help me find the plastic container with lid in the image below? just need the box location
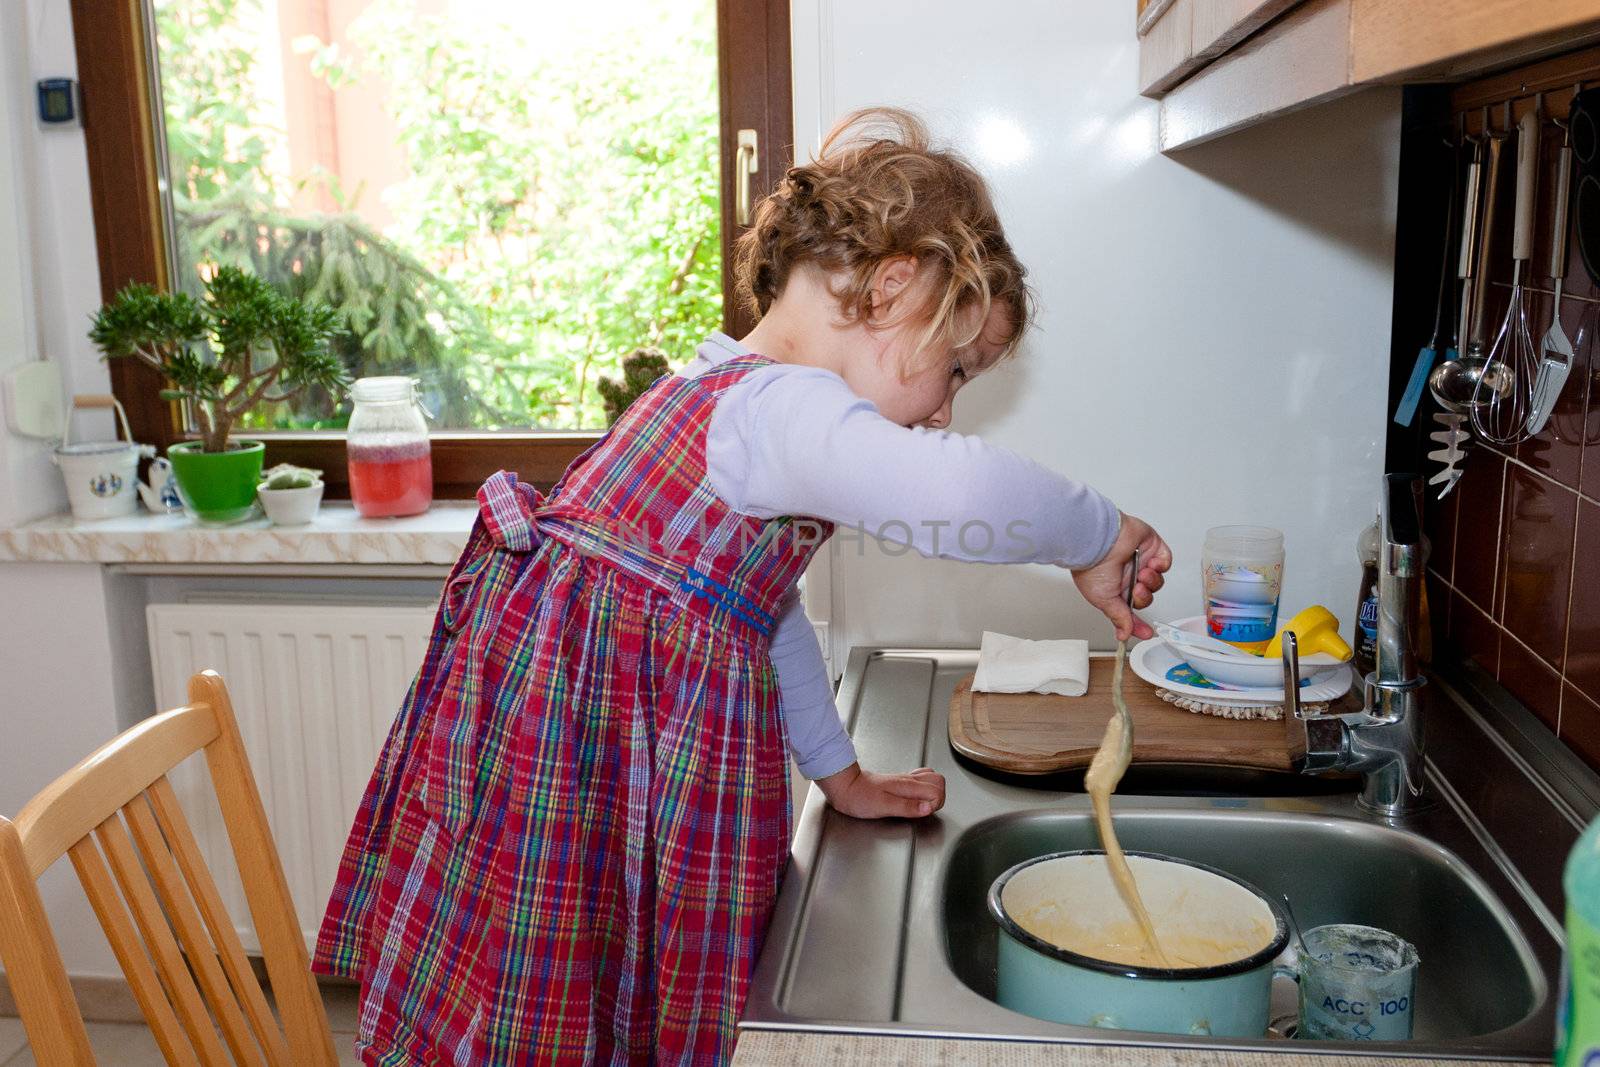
[346,376,433,518]
[1201,526,1284,646]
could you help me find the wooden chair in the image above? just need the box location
[0,671,339,1065]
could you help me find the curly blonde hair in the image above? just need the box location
[734,107,1033,372]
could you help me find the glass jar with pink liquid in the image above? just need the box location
[346,376,433,518]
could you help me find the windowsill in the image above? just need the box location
[0,503,477,566]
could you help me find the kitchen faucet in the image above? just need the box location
[1284,474,1428,816]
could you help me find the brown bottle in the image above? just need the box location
[1353,517,1379,679]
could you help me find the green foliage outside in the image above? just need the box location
[152,0,721,430]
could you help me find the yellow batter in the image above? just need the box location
[1081,641,1170,966]
[1011,907,1271,969]
[1020,642,1272,971]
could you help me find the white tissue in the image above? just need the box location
[972,631,1091,698]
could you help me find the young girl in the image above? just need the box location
[314,107,1171,1065]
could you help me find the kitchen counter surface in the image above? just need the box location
[0,503,476,566]
[741,649,1587,1063]
[730,1030,1508,1065]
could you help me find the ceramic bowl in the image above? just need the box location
[257,481,324,526]
[1161,615,1345,688]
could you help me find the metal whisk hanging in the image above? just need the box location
[1472,106,1542,446]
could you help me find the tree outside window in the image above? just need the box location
[153,0,721,432]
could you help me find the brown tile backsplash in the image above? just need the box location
[1450,588,1501,678]
[1439,442,1599,766]
[1500,635,1562,731]
[1417,76,1600,777]
[1563,685,1600,770]
[1424,479,1458,585]
[1495,464,1577,668]
[1451,450,1505,615]
[1566,497,1600,703]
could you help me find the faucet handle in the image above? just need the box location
[1281,630,1302,722]
[1282,630,1347,772]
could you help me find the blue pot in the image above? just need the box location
[988,850,1289,1037]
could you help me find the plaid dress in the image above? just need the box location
[313,355,830,1065]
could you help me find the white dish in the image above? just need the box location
[1159,616,1347,688]
[1130,638,1353,705]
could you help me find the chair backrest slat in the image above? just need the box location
[92,813,231,1065]
[0,824,94,1065]
[15,706,218,880]
[146,776,290,1065]
[189,673,339,1066]
[0,672,340,1066]
[67,837,199,1067]
[123,790,271,1067]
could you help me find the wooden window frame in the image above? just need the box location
[70,0,792,497]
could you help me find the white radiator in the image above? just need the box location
[147,601,436,952]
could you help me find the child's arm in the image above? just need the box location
[770,587,947,819]
[709,365,1119,568]
[769,587,856,781]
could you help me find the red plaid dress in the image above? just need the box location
[313,355,830,1065]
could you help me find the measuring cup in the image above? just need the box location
[1279,923,1419,1041]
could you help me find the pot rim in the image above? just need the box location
[168,440,266,456]
[986,848,1290,981]
[257,481,325,494]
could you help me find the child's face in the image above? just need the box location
[852,296,1012,430]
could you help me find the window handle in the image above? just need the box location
[735,129,759,226]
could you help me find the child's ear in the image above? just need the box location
[868,255,919,314]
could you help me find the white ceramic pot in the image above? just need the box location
[52,441,149,520]
[257,481,324,526]
[52,396,153,521]
[989,850,1289,1037]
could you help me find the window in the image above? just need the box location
[72,0,791,495]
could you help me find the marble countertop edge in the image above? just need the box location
[0,503,478,566]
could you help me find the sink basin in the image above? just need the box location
[941,808,1544,1042]
[742,649,1588,1060]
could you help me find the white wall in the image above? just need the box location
[0,1,123,978]
[794,2,1401,659]
[0,0,110,530]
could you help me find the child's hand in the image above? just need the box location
[816,762,945,820]
[1071,512,1172,642]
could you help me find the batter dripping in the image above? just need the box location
[1082,639,1172,967]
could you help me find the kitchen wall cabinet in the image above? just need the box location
[1140,0,1600,149]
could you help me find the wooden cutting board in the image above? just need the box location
[948,659,1295,774]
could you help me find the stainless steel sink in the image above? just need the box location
[942,809,1541,1043]
[743,649,1600,1060]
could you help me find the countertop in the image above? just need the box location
[0,503,476,566]
[730,1031,1508,1065]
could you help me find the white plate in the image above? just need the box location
[1129,638,1353,705]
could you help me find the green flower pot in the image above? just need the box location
[167,441,265,524]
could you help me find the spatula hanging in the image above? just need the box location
[1528,119,1576,436]
[1395,150,1459,427]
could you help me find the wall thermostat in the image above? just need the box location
[36,79,80,126]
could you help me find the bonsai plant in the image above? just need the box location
[89,267,346,523]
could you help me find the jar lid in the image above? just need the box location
[1203,525,1284,554]
[350,376,418,403]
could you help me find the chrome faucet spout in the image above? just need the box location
[1286,474,1429,816]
